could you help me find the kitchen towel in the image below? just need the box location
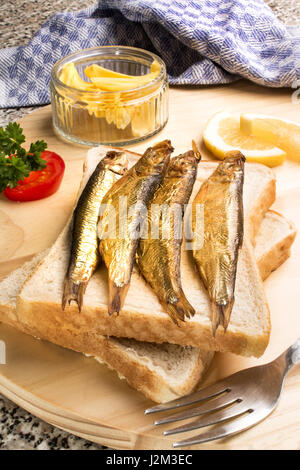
[0,0,299,108]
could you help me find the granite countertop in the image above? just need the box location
[0,0,299,451]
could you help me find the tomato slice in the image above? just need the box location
[18,169,42,185]
[4,151,65,202]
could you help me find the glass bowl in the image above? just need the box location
[50,46,169,147]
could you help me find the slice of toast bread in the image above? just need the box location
[0,208,295,402]
[16,146,275,357]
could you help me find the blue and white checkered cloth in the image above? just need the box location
[0,0,299,108]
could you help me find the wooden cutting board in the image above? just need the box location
[0,81,300,450]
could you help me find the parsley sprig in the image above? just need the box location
[0,122,47,192]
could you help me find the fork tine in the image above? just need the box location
[172,410,264,448]
[145,380,230,415]
[154,392,239,426]
[163,401,248,435]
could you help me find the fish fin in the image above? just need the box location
[211,300,234,335]
[108,280,130,315]
[192,140,202,161]
[164,293,195,325]
[62,279,87,312]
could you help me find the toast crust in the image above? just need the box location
[16,297,269,357]
[17,263,270,358]
[94,339,214,403]
[246,177,276,243]
[18,245,269,358]
[255,210,297,281]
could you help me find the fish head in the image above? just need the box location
[217,151,246,179]
[136,140,174,176]
[103,151,128,175]
[167,150,199,177]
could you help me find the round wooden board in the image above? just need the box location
[0,81,300,449]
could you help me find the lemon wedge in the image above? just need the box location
[203,111,286,167]
[240,113,300,163]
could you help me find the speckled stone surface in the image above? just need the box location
[0,0,299,451]
[0,397,101,450]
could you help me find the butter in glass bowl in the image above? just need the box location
[50,46,169,146]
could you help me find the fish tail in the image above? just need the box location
[164,293,195,325]
[220,299,234,332]
[211,300,234,336]
[108,280,129,315]
[211,303,222,336]
[62,279,87,312]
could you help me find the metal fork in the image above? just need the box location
[145,339,300,448]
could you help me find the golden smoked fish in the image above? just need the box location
[136,147,201,325]
[98,140,173,315]
[192,151,245,335]
[62,151,128,311]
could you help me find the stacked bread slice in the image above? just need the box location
[0,147,296,402]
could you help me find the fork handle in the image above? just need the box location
[283,338,300,373]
